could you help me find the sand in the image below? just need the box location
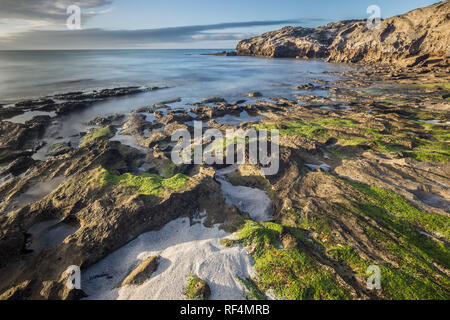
[82,216,255,300]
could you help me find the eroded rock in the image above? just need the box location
[237,2,450,68]
[119,256,159,287]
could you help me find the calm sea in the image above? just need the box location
[0,49,351,160]
[0,49,348,105]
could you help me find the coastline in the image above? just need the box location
[0,1,449,301]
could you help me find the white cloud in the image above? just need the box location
[0,19,308,49]
[0,0,114,27]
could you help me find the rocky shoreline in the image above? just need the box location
[0,3,449,301]
[0,60,448,300]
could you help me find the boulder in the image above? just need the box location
[119,256,159,287]
[46,142,72,157]
[183,274,211,300]
[248,91,262,97]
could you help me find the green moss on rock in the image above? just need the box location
[80,126,114,147]
[328,245,449,300]
[160,163,176,178]
[236,276,267,300]
[347,180,450,238]
[255,121,327,139]
[419,83,450,90]
[232,221,349,300]
[183,274,211,300]
[101,168,189,196]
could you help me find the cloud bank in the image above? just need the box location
[0,0,114,23]
[0,19,313,49]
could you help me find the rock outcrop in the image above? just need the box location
[119,256,159,287]
[237,1,450,68]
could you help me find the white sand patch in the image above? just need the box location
[217,177,273,222]
[82,217,254,300]
[215,165,273,222]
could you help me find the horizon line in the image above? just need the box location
[0,48,236,51]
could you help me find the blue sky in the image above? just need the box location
[0,0,441,49]
[90,0,439,30]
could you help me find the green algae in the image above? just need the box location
[183,274,211,300]
[101,168,189,196]
[230,221,349,300]
[80,126,114,147]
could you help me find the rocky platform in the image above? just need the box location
[0,61,448,300]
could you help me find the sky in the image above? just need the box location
[0,0,442,49]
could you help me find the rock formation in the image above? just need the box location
[119,256,159,287]
[237,1,450,68]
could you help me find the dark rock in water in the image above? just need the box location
[118,256,159,287]
[15,99,55,109]
[1,99,55,120]
[153,98,182,107]
[0,150,33,165]
[6,87,151,121]
[54,86,145,101]
[134,106,154,113]
[147,86,161,91]
[56,91,84,98]
[89,87,143,99]
[232,99,247,105]
[237,2,449,68]
[295,83,315,90]
[4,156,36,176]
[203,51,237,56]
[24,116,52,139]
[202,97,226,104]
[53,101,93,115]
[0,116,50,164]
[0,107,24,121]
[46,142,72,157]
[86,113,125,126]
[294,83,330,91]
[248,91,262,97]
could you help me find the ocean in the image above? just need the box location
[1,49,350,155]
[0,49,348,105]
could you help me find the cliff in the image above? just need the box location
[237,1,450,68]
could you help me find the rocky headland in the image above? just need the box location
[237,1,449,68]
